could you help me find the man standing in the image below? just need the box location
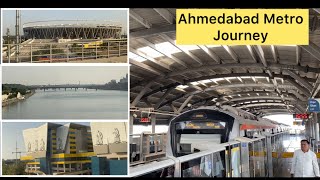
[290,139,320,177]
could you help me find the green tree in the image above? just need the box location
[2,84,30,97]
[2,160,27,175]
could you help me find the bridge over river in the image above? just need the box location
[28,84,108,91]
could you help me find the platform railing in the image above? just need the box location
[2,39,127,63]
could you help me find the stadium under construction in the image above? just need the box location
[23,21,123,39]
[2,10,127,63]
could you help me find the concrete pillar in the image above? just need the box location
[307,120,310,138]
[151,114,156,133]
[315,113,319,150]
[309,120,312,138]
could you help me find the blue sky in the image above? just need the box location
[2,122,90,160]
[2,9,128,35]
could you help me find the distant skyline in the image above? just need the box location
[2,122,90,160]
[2,9,128,35]
[3,66,128,85]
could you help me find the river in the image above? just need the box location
[2,89,128,119]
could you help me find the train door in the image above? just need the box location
[252,138,266,177]
[175,148,226,177]
[234,137,252,177]
[229,142,241,177]
[249,142,255,177]
[266,135,273,177]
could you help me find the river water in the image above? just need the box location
[2,89,128,119]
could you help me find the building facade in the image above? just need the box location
[21,122,127,175]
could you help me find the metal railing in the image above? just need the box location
[2,39,127,63]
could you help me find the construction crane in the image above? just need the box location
[15,10,21,62]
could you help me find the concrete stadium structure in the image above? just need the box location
[23,21,123,39]
[20,122,128,175]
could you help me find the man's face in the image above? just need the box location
[301,141,309,152]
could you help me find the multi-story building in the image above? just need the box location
[20,122,127,175]
[21,123,93,175]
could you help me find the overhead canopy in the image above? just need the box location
[129,8,320,122]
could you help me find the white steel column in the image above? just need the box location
[315,113,319,152]
[151,114,156,133]
[130,113,134,142]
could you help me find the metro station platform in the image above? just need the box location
[129,131,320,178]
[128,8,320,178]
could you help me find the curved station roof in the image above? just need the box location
[129,8,320,123]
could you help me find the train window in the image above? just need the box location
[176,120,226,130]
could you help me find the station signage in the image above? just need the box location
[140,117,150,123]
[293,113,309,120]
[308,99,320,112]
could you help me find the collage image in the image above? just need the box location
[1,8,129,176]
[1,8,320,178]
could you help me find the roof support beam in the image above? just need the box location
[130,24,175,39]
[164,63,320,78]
[159,94,184,109]
[153,8,174,24]
[130,59,163,76]
[154,87,175,109]
[130,72,144,80]
[135,73,314,102]
[311,14,319,32]
[253,45,291,111]
[129,9,152,28]
[199,45,221,63]
[253,45,267,66]
[296,46,301,65]
[300,41,320,62]
[311,75,320,98]
[296,104,305,113]
[142,98,153,107]
[222,96,296,104]
[285,78,311,97]
[160,33,203,65]
[246,45,258,63]
[284,70,313,92]
[130,47,173,71]
[136,38,188,68]
[131,81,154,107]
[238,102,292,109]
[142,82,180,99]
[222,45,239,62]
[170,103,178,114]
[313,8,320,14]
[270,45,279,63]
[288,90,307,101]
[178,95,194,113]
